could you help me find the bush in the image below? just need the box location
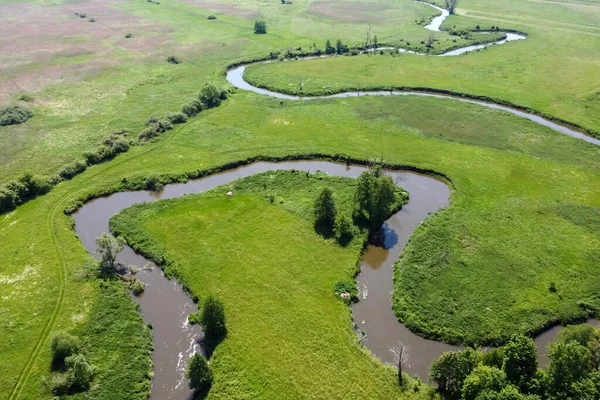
[59,160,88,180]
[333,280,358,304]
[181,99,204,117]
[199,82,226,108]
[129,278,145,296]
[145,174,164,191]
[166,56,181,64]
[188,311,201,325]
[207,14,216,19]
[0,104,33,126]
[88,18,95,22]
[186,353,212,391]
[333,214,355,245]
[125,32,133,38]
[79,13,87,18]
[18,93,34,102]
[138,118,173,141]
[50,331,81,366]
[254,20,267,34]
[65,353,94,390]
[165,111,187,124]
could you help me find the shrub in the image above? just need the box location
[138,118,173,141]
[207,14,216,19]
[254,20,267,34]
[0,104,33,126]
[129,278,145,296]
[199,82,226,108]
[334,214,355,245]
[125,33,133,38]
[333,280,358,304]
[103,135,130,154]
[166,56,181,64]
[188,311,201,325]
[200,295,227,345]
[50,331,81,366]
[165,111,187,124]
[88,18,95,22]
[186,353,212,391]
[79,13,87,18]
[59,160,88,180]
[145,174,164,191]
[181,99,204,117]
[18,93,34,102]
[65,353,94,390]
[51,373,71,395]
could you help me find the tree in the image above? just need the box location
[199,82,225,109]
[445,0,458,14]
[353,165,398,235]
[426,34,435,48]
[390,342,411,386]
[333,214,354,245]
[50,330,81,366]
[314,187,336,232]
[503,334,538,393]
[200,295,227,347]
[95,233,126,276]
[336,39,343,54]
[373,34,378,49]
[430,348,478,398]
[325,39,333,54]
[548,340,593,398]
[186,353,212,391]
[462,365,507,400]
[254,20,267,34]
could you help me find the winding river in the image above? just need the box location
[69,2,599,398]
[224,1,600,146]
[72,161,596,399]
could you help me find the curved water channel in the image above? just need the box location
[72,161,596,399]
[223,1,600,146]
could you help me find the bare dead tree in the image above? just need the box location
[390,342,412,386]
[426,34,435,48]
[445,0,458,14]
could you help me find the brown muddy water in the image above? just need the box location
[72,160,594,398]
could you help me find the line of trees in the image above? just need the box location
[430,325,600,399]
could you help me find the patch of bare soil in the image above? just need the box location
[308,1,391,22]
[0,0,173,103]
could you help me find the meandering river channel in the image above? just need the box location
[72,161,596,399]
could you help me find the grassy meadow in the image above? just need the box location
[244,0,600,135]
[0,0,599,398]
[109,171,422,399]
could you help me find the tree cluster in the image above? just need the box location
[353,165,398,235]
[49,331,95,395]
[0,171,52,213]
[313,187,356,245]
[431,327,600,400]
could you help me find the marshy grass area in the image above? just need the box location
[1,0,599,398]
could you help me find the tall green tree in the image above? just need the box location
[95,233,126,276]
[314,187,337,232]
[254,20,267,34]
[186,353,212,392]
[200,295,227,348]
[430,348,478,398]
[503,334,538,393]
[336,39,343,54]
[199,82,225,108]
[462,365,507,400]
[548,340,593,398]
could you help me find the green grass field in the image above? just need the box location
[109,171,421,399]
[1,0,600,397]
